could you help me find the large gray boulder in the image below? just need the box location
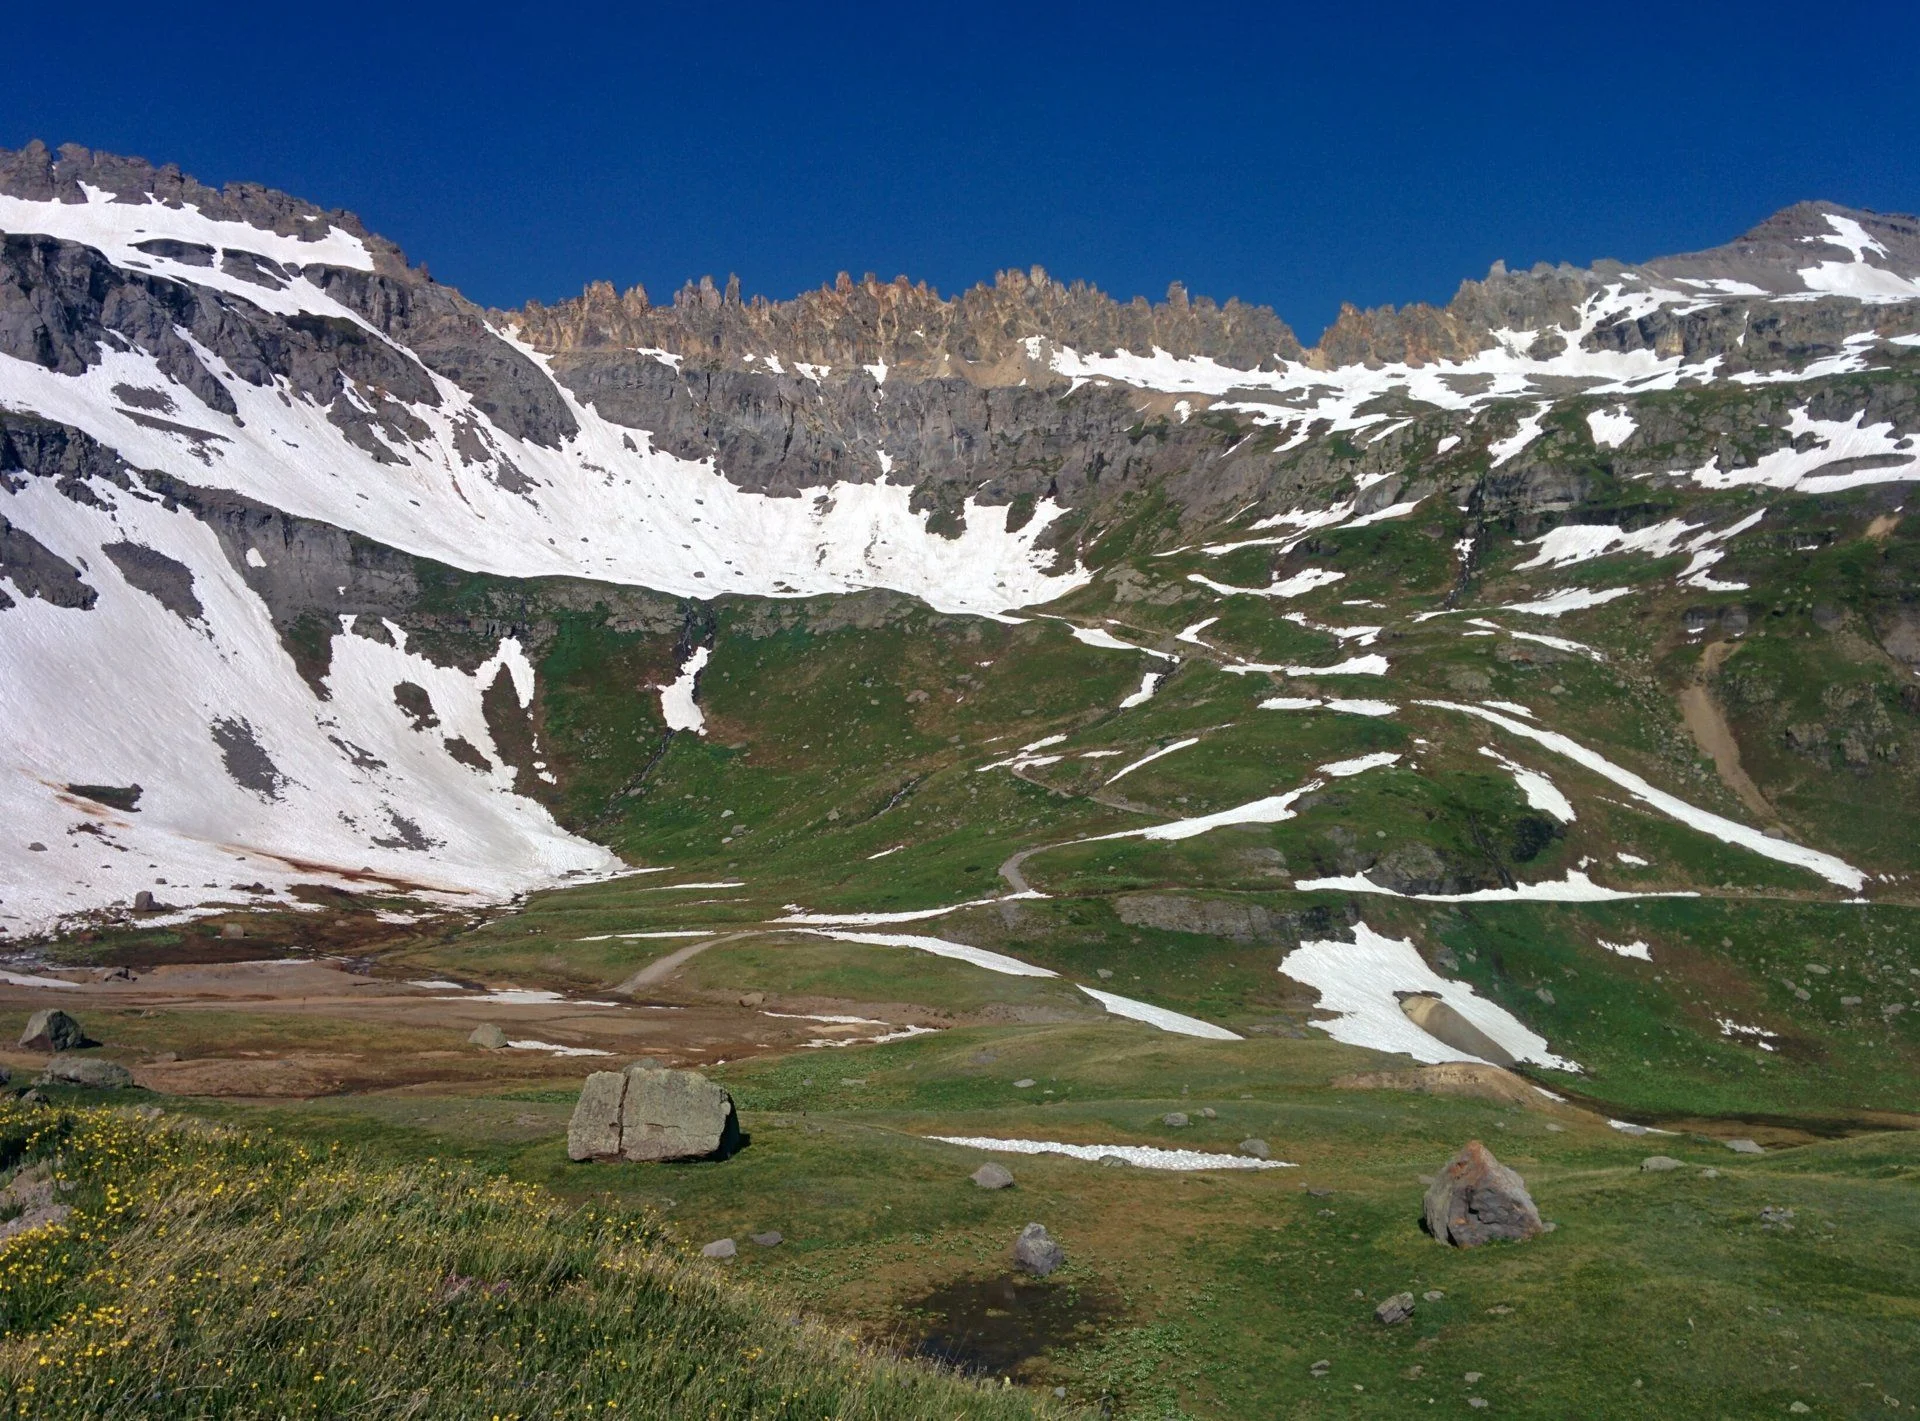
[1423,1141,1544,1247]
[19,1009,91,1052]
[38,1057,133,1089]
[1013,1222,1064,1276]
[567,1065,740,1163]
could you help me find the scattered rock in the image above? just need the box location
[1423,1140,1545,1247]
[37,1058,134,1089]
[1096,968,1113,979]
[1162,1112,1189,1128]
[133,890,158,912]
[1465,1372,1483,1383]
[468,1024,508,1049]
[971,1162,1015,1190]
[1760,1205,1796,1231]
[1199,1107,1216,1119]
[1238,1138,1271,1159]
[1013,1222,1064,1276]
[1375,1292,1416,1326]
[1307,1187,1334,1198]
[19,1009,91,1052]
[0,1165,71,1243]
[1012,1078,1035,1089]
[700,1238,736,1259]
[1310,1359,1331,1378]
[1641,1155,1683,1172]
[1701,1168,1721,1179]
[1097,1154,1129,1167]
[26,842,46,852]
[566,1065,741,1163]
[1790,1402,1811,1413]
[1726,1138,1765,1155]
[150,1050,179,1064]
[1423,1289,1445,1301]
[20,1090,44,1104]
[220,923,245,939]
[739,992,765,1007]
[749,1230,782,1247]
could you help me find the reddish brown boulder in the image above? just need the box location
[1423,1140,1544,1247]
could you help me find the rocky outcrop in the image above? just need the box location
[1114,893,1298,943]
[566,1064,741,1163]
[1423,1141,1544,1247]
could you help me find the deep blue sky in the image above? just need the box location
[5,1,1918,341]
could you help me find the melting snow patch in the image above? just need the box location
[1076,985,1242,1040]
[659,646,711,735]
[1106,737,1199,784]
[0,969,81,989]
[1278,922,1579,1070]
[1716,1018,1779,1051]
[1118,670,1165,709]
[1259,696,1397,716]
[1293,868,1684,903]
[775,891,1044,927]
[1616,852,1650,867]
[1320,751,1401,778]
[926,1136,1291,1171]
[1586,408,1638,448]
[1490,404,1551,466]
[1502,587,1634,617]
[1189,568,1345,599]
[1064,624,1174,658]
[507,1039,614,1057]
[1479,747,1575,822]
[1600,939,1653,961]
[790,927,1057,978]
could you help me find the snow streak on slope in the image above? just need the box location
[1421,700,1866,890]
[1280,922,1579,1070]
[0,474,619,936]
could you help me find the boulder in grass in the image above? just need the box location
[1641,1155,1683,1172]
[1239,1138,1272,1159]
[971,1162,1015,1190]
[1013,1222,1064,1277]
[1423,1141,1544,1248]
[38,1057,134,1089]
[1375,1292,1416,1325]
[700,1238,736,1260]
[468,1024,508,1050]
[567,1065,741,1163]
[20,1009,92,1052]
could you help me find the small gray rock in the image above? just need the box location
[700,1238,736,1259]
[133,890,157,912]
[1375,1292,1416,1325]
[1013,1222,1064,1276]
[1759,1205,1796,1230]
[1726,1138,1765,1155]
[26,842,46,852]
[1199,1107,1217,1119]
[1422,1289,1445,1301]
[1095,968,1113,979]
[749,1231,782,1247]
[1640,1155,1683,1172]
[971,1162,1015,1190]
[1162,1112,1189,1128]
[1239,1138,1271,1159]
[1098,1154,1129,1167]
[468,1024,508,1049]
[1012,1078,1036,1089]
[1701,1167,1721,1179]
[19,1009,90,1052]
[38,1057,133,1089]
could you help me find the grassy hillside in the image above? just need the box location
[0,1103,1055,1419]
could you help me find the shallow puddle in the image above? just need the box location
[899,1272,1118,1378]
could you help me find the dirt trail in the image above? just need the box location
[1678,640,1777,824]
[614,931,764,993]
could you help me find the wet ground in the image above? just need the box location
[900,1272,1119,1379]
